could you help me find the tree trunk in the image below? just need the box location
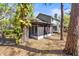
[22,26,29,42]
[60,3,64,40]
[20,4,29,42]
[63,3,79,56]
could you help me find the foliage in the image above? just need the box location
[13,27,22,44]
[0,4,15,20]
[0,4,6,18]
[64,14,70,27]
[0,19,11,30]
[3,29,13,35]
[12,3,33,27]
[12,3,34,44]
[19,19,32,28]
[0,3,34,44]
[0,3,16,30]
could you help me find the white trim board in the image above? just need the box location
[30,34,52,40]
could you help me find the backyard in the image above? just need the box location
[0,3,79,56]
[0,33,67,56]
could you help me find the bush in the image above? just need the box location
[3,27,23,45]
[3,29,14,35]
[13,27,23,44]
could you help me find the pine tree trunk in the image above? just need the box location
[60,3,64,40]
[63,3,79,56]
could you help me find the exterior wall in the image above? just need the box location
[44,34,52,38]
[52,25,60,33]
[50,26,53,34]
[51,18,60,33]
[56,21,60,33]
[57,25,60,33]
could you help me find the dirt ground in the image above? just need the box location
[0,33,67,56]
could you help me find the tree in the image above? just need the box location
[64,14,70,28]
[0,3,15,38]
[0,3,16,28]
[0,4,15,20]
[60,3,64,40]
[13,3,33,42]
[63,3,79,56]
[63,14,70,32]
[0,4,6,20]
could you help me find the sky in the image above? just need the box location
[7,3,71,18]
[33,3,71,17]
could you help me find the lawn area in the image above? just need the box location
[0,33,67,56]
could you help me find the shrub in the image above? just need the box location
[3,29,14,35]
[13,27,23,44]
[3,27,23,45]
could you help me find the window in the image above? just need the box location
[53,26,57,31]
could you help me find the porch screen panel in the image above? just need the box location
[32,26,37,36]
[44,26,50,35]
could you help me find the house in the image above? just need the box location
[52,14,60,33]
[27,13,60,40]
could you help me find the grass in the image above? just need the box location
[0,33,67,56]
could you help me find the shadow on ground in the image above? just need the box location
[0,44,65,55]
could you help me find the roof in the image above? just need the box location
[32,18,48,24]
[36,13,52,24]
[36,13,60,24]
